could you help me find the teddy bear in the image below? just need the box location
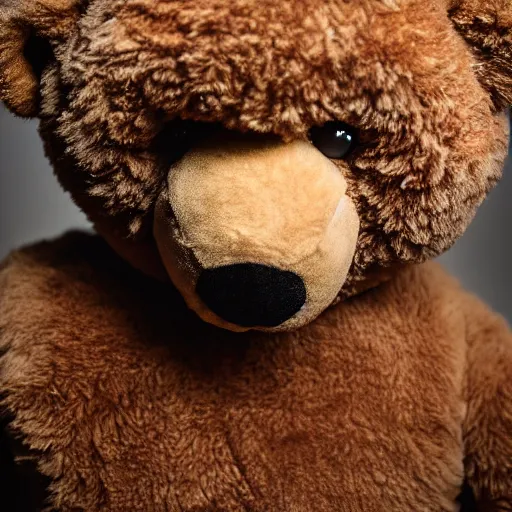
[0,0,511,510]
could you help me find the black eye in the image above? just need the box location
[309,122,357,159]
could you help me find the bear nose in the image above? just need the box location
[196,264,307,328]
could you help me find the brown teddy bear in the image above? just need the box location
[1,0,511,510]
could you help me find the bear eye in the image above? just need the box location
[309,122,357,160]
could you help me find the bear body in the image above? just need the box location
[1,233,510,511]
[1,0,512,510]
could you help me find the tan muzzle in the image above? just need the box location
[153,132,360,332]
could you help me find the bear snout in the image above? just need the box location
[153,131,360,332]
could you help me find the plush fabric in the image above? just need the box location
[0,0,511,509]
[1,0,509,299]
[154,134,360,331]
[0,232,511,511]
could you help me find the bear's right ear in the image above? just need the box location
[0,0,81,118]
[449,0,511,111]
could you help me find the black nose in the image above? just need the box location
[196,263,307,328]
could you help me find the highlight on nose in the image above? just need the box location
[196,264,307,328]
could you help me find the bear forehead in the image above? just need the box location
[61,0,488,139]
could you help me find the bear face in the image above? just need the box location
[0,0,510,331]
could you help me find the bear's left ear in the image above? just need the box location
[0,0,81,118]
[449,0,511,111]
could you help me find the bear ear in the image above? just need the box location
[0,0,81,118]
[449,0,512,111]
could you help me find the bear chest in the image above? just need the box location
[0,247,467,512]
[14,312,466,511]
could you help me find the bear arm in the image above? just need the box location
[462,293,512,510]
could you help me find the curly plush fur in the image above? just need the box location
[0,0,511,510]
[1,0,509,295]
[450,0,512,111]
[0,232,511,511]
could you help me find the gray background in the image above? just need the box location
[1,105,511,321]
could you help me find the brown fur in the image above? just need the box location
[0,0,509,297]
[1,0,512,509]
[0,232,511,511]
[0,0,82,117]
[449,0,512,111]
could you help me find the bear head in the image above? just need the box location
[0,0,510,332]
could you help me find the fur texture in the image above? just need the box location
[0,0,509,298]
[0,0,511,508]
[449,0,512,111]
[0,0,81,117]
[0,232,511,511]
